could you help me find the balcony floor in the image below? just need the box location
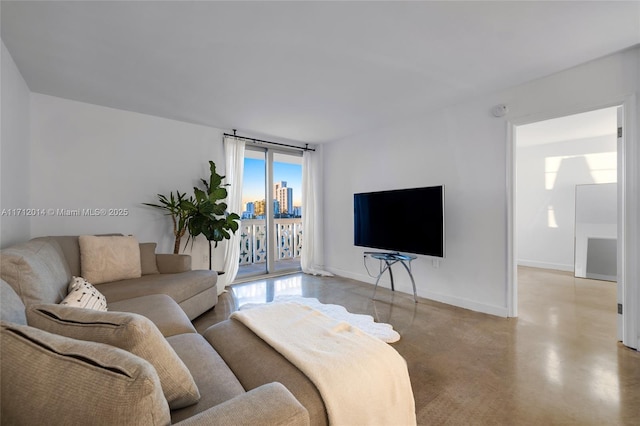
[236,258,301,279]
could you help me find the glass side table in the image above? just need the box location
[367,252,418,303]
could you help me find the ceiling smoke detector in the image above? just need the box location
[492,104,509,117]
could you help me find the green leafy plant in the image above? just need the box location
[143,191,193,254]
[182,161,241,269]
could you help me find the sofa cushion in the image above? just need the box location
[0,238,71,306]
[173,383,310,426]
[60,276,108,311]
[167,333,245,424]
[42,234,122,277]
[1,321,170,425]
[96,270,216,304]
[140,242,160,275]
[27,304,201,409]
[38,235,83,276]
[179,286,219,321]
[79,235,142,284]
[109,294,197,337]
[204,319,328,426]
[0,279,27,325]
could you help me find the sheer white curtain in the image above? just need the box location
[301,149,333,276]
[220,135,245,287]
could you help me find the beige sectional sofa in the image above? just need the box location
[27,235,218,320]
[0,235,311,425]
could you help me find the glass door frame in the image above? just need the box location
[238,144,302,280]
[264,148,276,274]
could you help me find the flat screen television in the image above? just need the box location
[354,185,445,257]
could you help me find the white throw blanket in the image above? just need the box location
[231,302,416,426]
[241,295,401,343]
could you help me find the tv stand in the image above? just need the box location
[366,252,418,303]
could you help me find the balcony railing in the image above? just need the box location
[238,218,302,271]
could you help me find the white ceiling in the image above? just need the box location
[2,1,639,144]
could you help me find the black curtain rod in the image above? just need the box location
[224,130,315,152]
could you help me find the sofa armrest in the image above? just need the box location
[156,254,192,274]
[173,382,310,426]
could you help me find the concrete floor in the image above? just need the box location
[193,267,640,425]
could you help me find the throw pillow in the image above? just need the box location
[140,242,160,275]
[79,235,142,284]
[60,276,108,311]
[0,321,170,425]
[26,304,201,409]
[0,238,72,305]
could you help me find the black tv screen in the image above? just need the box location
[354,186,444,257]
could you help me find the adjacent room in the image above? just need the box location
[1,1,639,425]
[515,107,622,337]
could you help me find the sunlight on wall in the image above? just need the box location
[543,152,617,229]
[547,206,559,228]
[544,152,617,190]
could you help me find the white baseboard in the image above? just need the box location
[517,259,574,272]
[419,290,509,317]
[325,266,379,287]
[325,267,509,318]
[585,273,617,282]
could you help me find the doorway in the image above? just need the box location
[511,106,624,340]
[236,147,303,279]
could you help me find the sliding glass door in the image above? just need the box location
[238,149,268,276]
[237,147,302,279]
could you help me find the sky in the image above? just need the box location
[242,158,302,207]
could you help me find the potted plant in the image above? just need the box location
[143,191,193,254]
[183,161,241,270]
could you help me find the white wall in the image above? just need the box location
[1,40,31,248]
[29,94,227,270]
[516,135,617,271]
[324,100,511,316]
[574,183,617,279]
[323,47,639,318]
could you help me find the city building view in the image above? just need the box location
[241,181,301,219]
